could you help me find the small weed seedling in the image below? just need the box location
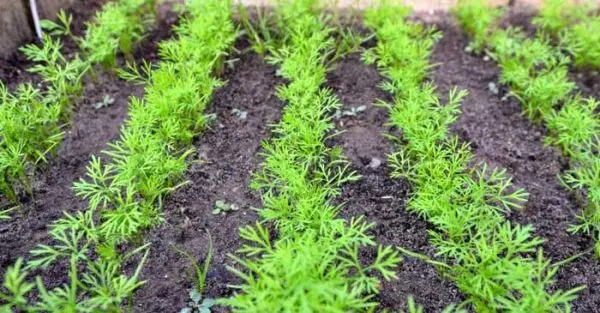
[94,95,115,110]
[333,105,367,119]
[181,288,216,313]
[231,108,248,120]
[212,200,240,215]
[0,207,17,220]
[173,232,215,313]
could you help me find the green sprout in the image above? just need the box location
[453,0,504,53]
[211,200,240,215]
[173,232,215,313]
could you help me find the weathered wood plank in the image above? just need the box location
[0,0,74,58]
[0,0,33,58]
[38,0,74,19]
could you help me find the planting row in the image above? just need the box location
[455,0,600,257]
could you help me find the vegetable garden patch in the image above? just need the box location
[1,0,600,312]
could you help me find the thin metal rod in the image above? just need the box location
[29,0,43,41]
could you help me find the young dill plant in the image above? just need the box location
[562,146,600,257]
[0,82,63,201]
[73,0,237,243]
[3,0,237,311]
[458,0,600,264]
[532,0,590,36]
[453,0,504,53]
[0,0,157,203]
[491,31,575,122]
[545,96,599,157]
[80,0,156,67]
[560,16,600,69]
[0,210,151,312]
[20,35,87,120]
[226,222,400,312]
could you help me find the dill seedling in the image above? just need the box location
[74,0,238,245]
[560,16,600,69]
[0,0,156,203]
[40,9,74,37]
[0,83,63,201]
[20,35,87,120]
[545,96,599,157]
[563,145,600,257]
[81,0,156,67]
[533,0,590,36]
[453,0,504,53]
[490,31,575,122]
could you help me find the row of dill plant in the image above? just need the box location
[454,0,600,258]
[0,0,237,311]
[364,2,584,311]
[533,0,600,70]
[0,0,155,205]
[223,0,401,311]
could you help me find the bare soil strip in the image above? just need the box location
[327,54,465,312]
[132,45,284,313]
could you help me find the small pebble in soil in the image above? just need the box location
[488,82,499,95]
[368,157,382,169]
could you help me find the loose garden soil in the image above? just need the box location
[1,4,600,312]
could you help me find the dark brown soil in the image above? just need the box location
[0,0,176,274]
[431,16,600,313]
[570,71,600,100]
[131,47,284,313]
[327,54,465,311]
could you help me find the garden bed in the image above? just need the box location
[1,1,600,312]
